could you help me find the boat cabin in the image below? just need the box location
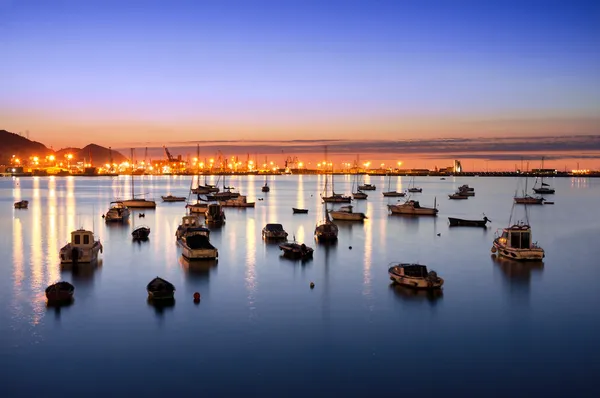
[264,223,285,233]
[71,229,97,247]
[181,215,201,228]
[498,224,532,249]
[395,264,429,278]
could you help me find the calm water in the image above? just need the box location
[2,175,599,397]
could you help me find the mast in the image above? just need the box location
[130,148,134,199]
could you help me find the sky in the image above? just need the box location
[1,0,599,169]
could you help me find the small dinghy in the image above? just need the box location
[161,195,186,202]
[147,277,175,300]
[279,242,314,259]
[388,263,444,290]
[45,281,75,302]
[14,200,29,209]
[132,226,151,240]
[448,216,491,227]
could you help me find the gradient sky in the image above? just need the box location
[1,0,599,166]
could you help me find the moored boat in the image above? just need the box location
[292,207,309,214]
[262,223,289,240]
[104,201,131,222]
[219,195,255,207]
[448,216,491,227]
[329,205,367,221]
[352,190,368,200]
[14,200,29,209]
[492,222,544,261]
[279,241,314,259]
[59,229,103,264]
[132,226,151,240]
[147,277,175,300]
[388,263,444,289]
[382,190,406,197]
[358,183,376,191]
[45,281,75,302]
[176,215,202,240]
[388,198,438,216]
[161,195,186,202]
[205,203,226,225]
[448,192,469,200]
[514,195,544,205]
[178,227,218,260]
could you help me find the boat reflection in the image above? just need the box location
[492,255,544,284]
[179,255,217,281]
[61,259,102,284]
[389,283,443,305]
[147,297,176,316]
[46,297,74,319]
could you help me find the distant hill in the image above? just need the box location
[0,129,127,166]
[0,129,53,163]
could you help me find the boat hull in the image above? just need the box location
[388,205,438,216]
[382,191,405,197]
[448,217,488,227]
[358,184,376,191]
[121,199,156,208]
[388,267,444,290]
[533,188,555,194]
[292,208,308,214]
[279,243,314,259]
[59,242,103,264]
[178,239,218,260]
[329,211,367,221]
[492,239,545,261]
[514,197,544,205]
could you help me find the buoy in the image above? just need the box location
[193,292,200,300]
[310,282,315,289]
[349,246,352,250]
[102,214,105,218]
[437,233,441,236]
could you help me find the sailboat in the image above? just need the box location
[261,174,270,192]
[382,174,406,197]
[315,172,339,241]
[320,148,351,203]
[532,157,555,194]
[351,162,367,199]
[121,149,156,208]
[407,176,423,193]
[514,176,544,205]
[187,145,210,215]
[491,202,544,261]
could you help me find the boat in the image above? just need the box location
[192,184,220,194]
[132,226,151,240]
[205,203,226,225]
[448,192,469,200]
[121,149,156,208]
[176,215,202,240]
[448,216,491,227]
[14,200,29,209]
[382,174,405,197]
[321,147,351,203]
[329,205,367,221]
[218,195,255,208]
[279,241,314,259]
[352,191,368,200]
[292,207,309,214]
[388,263,444,289]
[388,198,438,216]
[178,226,218,260]
[458,184,474,192]
[147,277,175,300]
[315,204,339,242]
[261,174,270,192]
[45,281,75,302]
[59,229,103,264]
[491,201,544,261]
[532,157,555,194]
[161,195,186,202]
[186,200,209,215]
[262,223,289,240]
[514,176,544,205]
[357,183,376,191]
[104,201,131,222]
[351,163,368,199]
[407,176,423,193]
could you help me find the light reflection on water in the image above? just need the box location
[2,175,600,396]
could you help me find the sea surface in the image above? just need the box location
[1,174,599,397]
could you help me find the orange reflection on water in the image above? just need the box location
[245,217,257,312]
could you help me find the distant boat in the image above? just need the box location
[407,176,423,193]
[448,192,469,200]
[292,207,309,214]
[388,263,444,290]
[532,157,555,194]
[14,200,29,209]
[161,195,186,202]
[279,241,314,259]
[382,174,405,197]
[218,195,255,208]
[329,205,367,221]
[357,183,376,191]
[261,174,270,192]
[121,149,156,208]
[262,223,289,240]
[388,198,438,216]
[132,226,151,240]
[448,216,491,227]
[104,201,130,222]
[45,281,75,302]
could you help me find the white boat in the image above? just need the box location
[492,222,545,261]
[121,148,156,208]
[59,229,103,264]
[176,215,202,240]
[178,226,218,260]
[388,263,444,289]
[388,198,438,216]
[104,201,131,222]
[262,223,288,240]
[219,195,255,208]
[329,205,367,221]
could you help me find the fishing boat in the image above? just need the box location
[532,157,555,194]
[388,263,444,289]
[388,198,438,216]
[178,226,218,260]
[219,195,255,208]
[14,200,29,209]
[147,277,175,300]
[121,149,156,208]
[292,207,309,214]
[448,192,469,200]
[382,174,405,197]
[279,241,314,259]
[491,202,544,261]
[45,281,75,302]
[261,174,270,192]
[205,203,226,225]
[161,195,186,202]
[132,226,151,240]
[104,201,131,222]
[176,215,202,240]
[448,216,491,227]
[407,176,423,193]
[59,229,103,264]
[262,223,289,240]
[358,183,376,191]
[329,205,367,221]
